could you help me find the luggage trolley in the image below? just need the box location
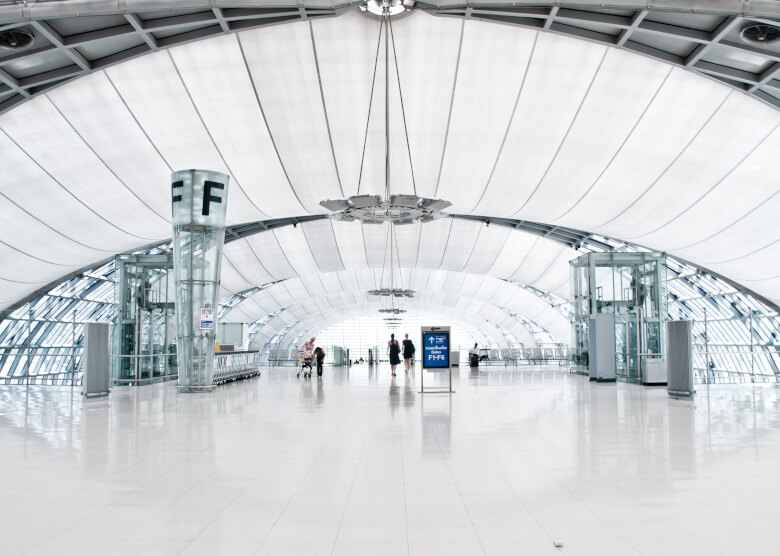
[297,351,313,379]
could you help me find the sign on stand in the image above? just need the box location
[420,326,454,394]
[199,307,214,331]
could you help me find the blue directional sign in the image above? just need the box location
[422,331,449,368]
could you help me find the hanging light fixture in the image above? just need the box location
[320,1,450,225]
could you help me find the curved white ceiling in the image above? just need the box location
[0,9,778,325]
[218,218,572,342]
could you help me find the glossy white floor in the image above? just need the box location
[1,365,780,556]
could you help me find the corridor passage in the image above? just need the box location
[1,365,779,555]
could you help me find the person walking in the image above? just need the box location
[402,333,415,373]
[314,346,325,377]
[387,333,401,376]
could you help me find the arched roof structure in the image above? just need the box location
[0,1,778,365]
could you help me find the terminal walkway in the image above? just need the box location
[1,365,779,555]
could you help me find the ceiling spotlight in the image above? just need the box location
[740,23,780,46]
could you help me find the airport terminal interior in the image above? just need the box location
[0,0,779,554]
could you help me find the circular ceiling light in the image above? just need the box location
[359,0,414,18]
[321,194,450,225]
[740,23,780,46]
[368,288,415,298]
[0,28,34,51]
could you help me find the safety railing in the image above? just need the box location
[692,310,780,384]
[0,345,81,386]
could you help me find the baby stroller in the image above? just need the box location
[297,351,312,379]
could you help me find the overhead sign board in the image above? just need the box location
[422,326,450,369]
[199,307,214,331]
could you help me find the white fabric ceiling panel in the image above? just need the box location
[509,240,566,285]
[484,280,515,309]
[0,99,167,241]
[104,52,258,225]
[477,31,608,217]
[462,224,510,275]
[238,21,342,212]
[271,281,298,308]
[319,272,343,297]
[416,219,452,268]
[302,220,345,273]
[300,275,328,299]
[0,116,147,253]
[678,196,780,270]
[47,73,175,222]
[362,223,389,268]
[388,11,462,199]
[332,221,368,270]
[436,19,537,212]
[220,257,255,294]
[426,269,448,294]
[273,226,320,275]
[393,223,422,269]
[244,233,296,280]
[440,218,481,271]
[530,248,576,295]
[551,68,731,230]
[0,242,78,284]
[442,272,466,295]
[516,49,673,222]
[459,274,484,298]
[487,231,539,279]
[354,269,377,291]
[168,34,302,217]
[309,11,385,199]
[336,270,360,293]
[637,126,780,252]
[611,93,779,241]
[224,241,275,287]
[222,304,255,325]
[251,290,283,315]
[0,197,98,266]
[408,269,429,291]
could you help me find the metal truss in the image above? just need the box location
[418,1,780,110]
[0,1,360,114]
[0,2,779,114]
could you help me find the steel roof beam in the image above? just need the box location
[30,20,91,72]
[125,13,158,50]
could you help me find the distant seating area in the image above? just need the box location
[268,349,299,366]
[470,344,571,367]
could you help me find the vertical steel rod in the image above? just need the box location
[749,312,755,383]
[704,308,710,394]
[25,309,32,392]
[384,8,389,202]
[71,309,76,394]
